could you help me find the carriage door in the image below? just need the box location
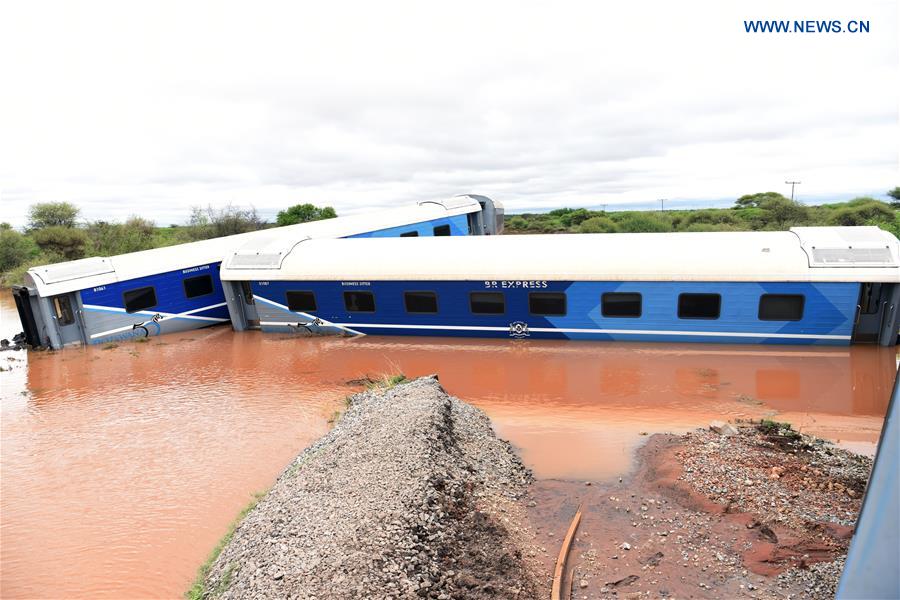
[853,283,900,346]
[51,294,86,346]
[239,282,260,328]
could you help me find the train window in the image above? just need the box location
[240,281,255,305]
[287,291,317,312]
[404,291,438,314]
[470,292,505,315]
[678,293,720,319]
[433,225,451,236]
[529,292,566,316]
[344,291,376,312]
[758,294,804,321]
[183,274,214,299]
[400,231,419,237]
[602,292,642,318]
[123,286,158,313]
[52,296,75,325]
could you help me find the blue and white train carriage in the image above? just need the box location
[13,195,504,349]
[220,226,900,346]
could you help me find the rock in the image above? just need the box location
[709,421,738,436]
[621,542,632,550]
[579,579,588,588]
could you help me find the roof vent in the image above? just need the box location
[226,253,284,269]
[30,257,115,284]
[791,226,899,268]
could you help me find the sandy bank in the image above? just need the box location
[201,376,545,599]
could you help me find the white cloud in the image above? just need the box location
[1,0,897,227]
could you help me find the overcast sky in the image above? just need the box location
[1,1,897,227]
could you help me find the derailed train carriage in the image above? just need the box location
[220,226,900,346]
[13,195,504,349]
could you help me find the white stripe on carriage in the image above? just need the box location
[253,296,364,336]
[325,322,851,341]
[85,302,229,339]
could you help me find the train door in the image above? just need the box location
[853,283,900,346]
[223,280,259,331]
[12,286,40,347]
[240,282,260,328]
[50,293,86,346]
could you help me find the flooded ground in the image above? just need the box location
[0,293,895,598]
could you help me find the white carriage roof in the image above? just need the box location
[26,196,482,296]
[220,226,900,284]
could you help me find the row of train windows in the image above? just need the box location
[121,275,214,313]
[286,290,806,321]
[399,224,452,237]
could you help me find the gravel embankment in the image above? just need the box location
[202,376,543,599]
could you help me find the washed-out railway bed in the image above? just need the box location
[197,378,872,600]
[199,376,545,599]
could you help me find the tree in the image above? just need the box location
[183,204,266,241]
[27,202,80,230]
[887,187,900,208]
[578,216,618,233]
[0,228,38,271]
[30,226,89,260]
[734,192,787,209]
[276,203,338,226]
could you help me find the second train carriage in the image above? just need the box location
[13,195,504,349]
[219,226,900,346]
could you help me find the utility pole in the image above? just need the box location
[600,204,607,212]
[785,180,801,201]
[659,198,666,212]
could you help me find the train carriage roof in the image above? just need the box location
[221,226,900,283]
[24,197,483,296]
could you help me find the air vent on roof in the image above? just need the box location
[31,257,114,284]
[810,247,896,267]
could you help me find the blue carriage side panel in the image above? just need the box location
[348,214,470,238]
[79,263,231,344]
[249,279,860,346]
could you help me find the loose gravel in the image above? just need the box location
[202,375,542,599]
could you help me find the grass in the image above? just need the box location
[185,490,267,599]
[365,372,408,390]
[756,419,802,441]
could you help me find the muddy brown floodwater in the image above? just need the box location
[0,292,895,598]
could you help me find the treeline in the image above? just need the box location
[505,190,900,238]
[0,202,337,286]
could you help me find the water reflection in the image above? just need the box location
[1,294,895,599]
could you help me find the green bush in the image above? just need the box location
[0,229,38,271]
[827,199,895,226]
[680,209,739,229]
[614,212,672,233]
[31,226,89,260]
[578,216,618,233]
[87,217,157,255]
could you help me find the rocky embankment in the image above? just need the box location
[201,376,544,599]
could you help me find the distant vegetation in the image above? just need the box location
[2,190,897,288]
[505,190,900,239]
[0,201,337,286]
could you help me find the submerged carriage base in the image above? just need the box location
[13,196,504,350]
[220,226,900,347]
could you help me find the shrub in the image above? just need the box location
[0,229,38,271]
[578,216,618,233]
[87,217,157,255]
[30,226,89,260]
[827,199,895,226]
[614,212,672,233]
[680,209,739,229]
